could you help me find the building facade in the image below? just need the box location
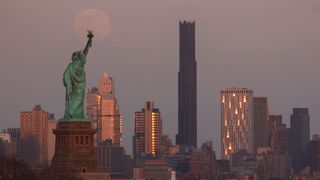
[257,149,291,179]
[5,128,20,156]
[47,114,57,164]
[253,97,269,153]
[20,105,49,166]
[269,115,290,151]
[309,134,320,172]
[86,87,99,126]
[133,101,162,159]
[98,73,122,146]
[96,140,125,177]
[176,21,197,148]
[187,151,214,179]
[144,159,171,180]
[221,88,253,159]
[86,87,100,146]
[0,131,15,156]
[290,108,310,172]
[86,73,122,146]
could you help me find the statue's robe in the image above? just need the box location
[62,53,86,121]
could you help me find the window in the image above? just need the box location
[85,136,89,144]
[80,136,84,144]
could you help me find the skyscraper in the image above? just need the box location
[269,115,290,152]
[86,87,100,125]
[98,73,122,146]
[221,88,253,160]
[20,105,49,166]
[133,101,162,159]
[86,73,122,146]
[96,139,128,177]
[290,108,310,172]
[86,87,100,146]
[308,134,320,172]
[253,97,269,153]
[99,72,114,97]
[176,21,197,148]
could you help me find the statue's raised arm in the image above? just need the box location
[62,31,94,122]
[83,31,94,57]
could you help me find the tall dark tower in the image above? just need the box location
[290,108,310,172]
[176,21,197,148]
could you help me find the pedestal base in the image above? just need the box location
[51,121,98,173]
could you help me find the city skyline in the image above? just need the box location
[1,0,320,158]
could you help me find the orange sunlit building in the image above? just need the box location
[133,101,162,159]
[86,72,122,146]
[221,88,253,160]
[20,105,49,166]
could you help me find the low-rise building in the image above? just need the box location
[0,131,15,156]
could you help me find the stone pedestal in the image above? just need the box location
[51,121,98,173]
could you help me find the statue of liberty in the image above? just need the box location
[62,31,94,121]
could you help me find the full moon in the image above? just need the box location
[73,9,111,42]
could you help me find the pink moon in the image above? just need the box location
[73,9,111,42]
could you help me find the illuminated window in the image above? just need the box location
[227,131,230,138]
[151,113,156,156]
[232,93,236,97]
[224,119,227,126]
[237,119,240,126]
[222,96,225,103]
[235,109,238,114]
[229,143,232,150]
[229,102,231,109]
[244,95,247,103]
[239,102,242,108]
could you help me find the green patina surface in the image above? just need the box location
[62,32,93,121]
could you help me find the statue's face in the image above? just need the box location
[72,51,82,62]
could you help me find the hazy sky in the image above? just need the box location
[1,0,320,158]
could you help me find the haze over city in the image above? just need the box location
[1,0,320,158]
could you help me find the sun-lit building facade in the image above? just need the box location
[133,101,162,159]
[221,88,253,160]
[86,73,122,146]
[20,105,49,166]
[98,73,122,146]
[99,97,122,146]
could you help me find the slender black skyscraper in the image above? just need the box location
[176,21,197,148]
